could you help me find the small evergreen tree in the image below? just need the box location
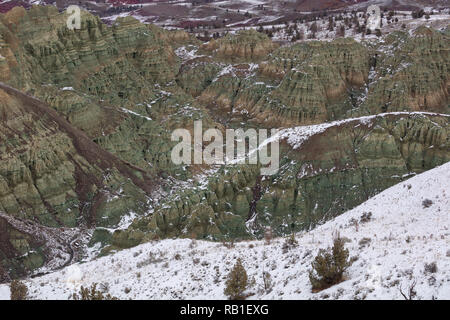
[328,16,334,31]
[224,258,248,300]
[310,22,318,33]
[308,236,353,291]
[72,283,118,300]
[297,28,305,40]
[337,25,346,37]
[412,9,425,19]
[10,280,28,300]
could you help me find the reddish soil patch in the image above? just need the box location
[0,1,30,13]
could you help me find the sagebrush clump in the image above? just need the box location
[424,262,438,274]
[422,199,433,208]
[308,236,353,292]
[72,283,118,300]
[282,233,298,253]
[10,280,28,300]
[224,258,248,300]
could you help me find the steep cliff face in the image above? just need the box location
[200,30,278,63]
[253,38,371,126]
[182,28,449,128]
[0,6,179,91]
[188,37,371,127]
[359,27,449,116]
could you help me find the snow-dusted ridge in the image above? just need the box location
[1,160,449,300]
[258,111,449,152]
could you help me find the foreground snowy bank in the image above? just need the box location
[1,161,449,300]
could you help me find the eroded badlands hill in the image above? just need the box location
[0,5,448,280]
[1,161,448,300]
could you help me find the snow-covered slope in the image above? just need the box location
[1,161,449,300]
